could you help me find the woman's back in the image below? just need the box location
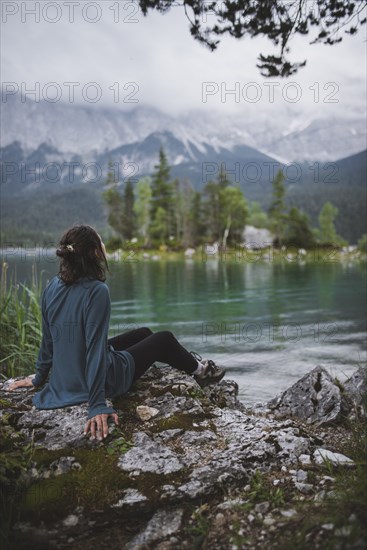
[32,274,134,419]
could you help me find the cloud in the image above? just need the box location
[1,1,365,118]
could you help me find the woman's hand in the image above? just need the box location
[84,413,118,441]
[6,376,35,391]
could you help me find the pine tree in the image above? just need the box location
[217,164,231,189]
[190,191,206,246]
[268,170,287,246]
[318,202,338,245]
[203,180,221,242]
[102,160,124,238]
[283,207,316,249]
[149,147,174,244]
[150,206,167,245]
[174,178,194,248]
[134,176,152,246]
[120,180,136,241]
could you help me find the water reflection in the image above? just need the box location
[1,255,366,404]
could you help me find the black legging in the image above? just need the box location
[107,327,198,383]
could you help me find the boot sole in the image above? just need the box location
[194,369,226,388]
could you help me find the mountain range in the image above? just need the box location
[1,93,366,244]
[2,93,366,164]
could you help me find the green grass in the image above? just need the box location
[0,262,44,379]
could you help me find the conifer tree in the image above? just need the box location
[268,170,287,246]
[203,180,221,242]
[318,202,338,245]
[102,160,124,238]
[283,206,316,249]
[190,191,206,246]
[120,179,136,241]
[217,164,231,189]
[134,176,152,246]
[150,206,167,245]
[149,147,174,243]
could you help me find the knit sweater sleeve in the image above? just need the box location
[84,283,115,419]
[32,289,53,387]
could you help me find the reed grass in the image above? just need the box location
[0,262,44,379]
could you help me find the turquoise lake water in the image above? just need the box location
[2,253,366,404]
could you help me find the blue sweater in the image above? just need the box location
[32,275,135,419]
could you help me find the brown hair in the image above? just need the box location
[56,224,110,285]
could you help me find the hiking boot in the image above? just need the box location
[190,351,226,387]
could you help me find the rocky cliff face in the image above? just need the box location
[0,365,365,549]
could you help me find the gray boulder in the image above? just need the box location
[241,225,275,249]
[125,507,184,550]
[267,365,346,425]
[343,366,367,417]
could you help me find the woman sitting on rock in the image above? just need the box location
[8,224,225,440]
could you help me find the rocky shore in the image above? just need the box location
[1,365,366,550]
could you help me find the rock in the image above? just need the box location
[214,512,226,528]
[49,456,81,476]
[335,526,352,537]
[181,429,217,443]
[255,502,270,514]
[241,225,275,249]
[145,391,205,418]
[321,523,335,531]
[18,403,90,450]
[126,507,184,549]
[343,367,367,416]
[118,432,184,475]
[314,490,327,501]
[298,454,312,466]
[136,405,160,421]
[111,489,148,509]
[62,514,79,527]
[155,429,184,442]
[295,469,308,482]
[268,366,346,425]
[269,427,311,461]
[203,380,244,410]
[321,475,335,483]
[313,448,355,467]
[1,363,365,548]
[216,498,247,510]
[280,509,297,518]
[294,482,314,494]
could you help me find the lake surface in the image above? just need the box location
[2,253,366,405]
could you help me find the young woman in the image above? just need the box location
[8,225,225,440]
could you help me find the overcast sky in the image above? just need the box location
[1,1,366,120]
